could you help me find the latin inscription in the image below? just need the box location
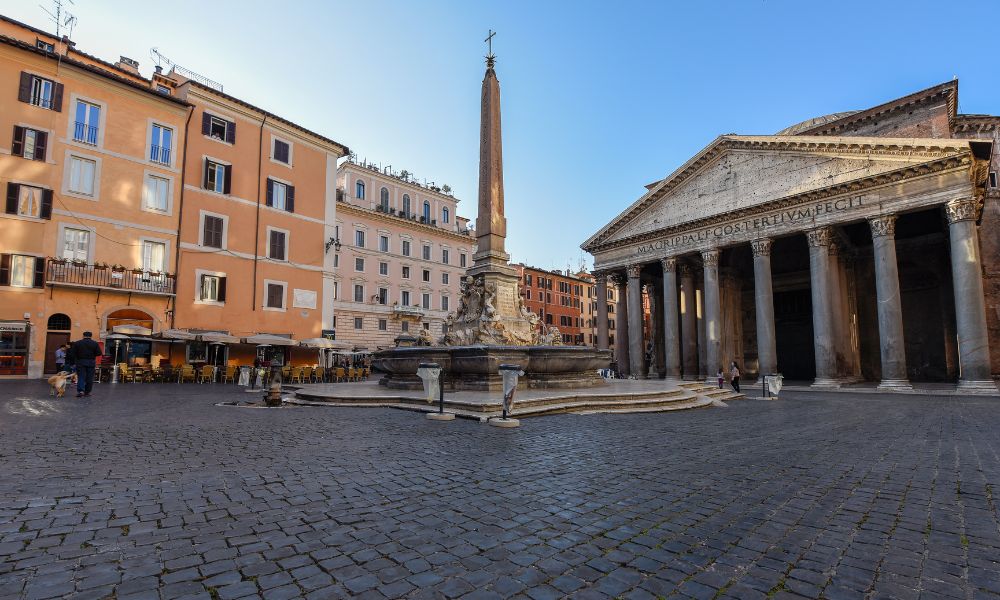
[637,195,865,255]
[496,283,517,315]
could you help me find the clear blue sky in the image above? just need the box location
[3,0,997,271]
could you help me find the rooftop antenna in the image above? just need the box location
[40,0,77,38]
[149,47,224,91]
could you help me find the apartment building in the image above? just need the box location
[576,270,618,348]
[333,158,473,350]
[515,264,588,345]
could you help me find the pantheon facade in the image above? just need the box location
[583,81,999,393]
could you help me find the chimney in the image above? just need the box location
[115,56,141,76]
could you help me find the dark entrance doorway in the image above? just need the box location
[774,288,816,381]
[44,313,72,374]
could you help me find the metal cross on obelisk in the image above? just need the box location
[485,29,496,67]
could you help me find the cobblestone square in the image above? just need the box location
[1,382,999,599]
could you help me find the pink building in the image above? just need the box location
[333,158,474,349]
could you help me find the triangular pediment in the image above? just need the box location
[584,135,972,250]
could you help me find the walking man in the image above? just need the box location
[70,331,102,397]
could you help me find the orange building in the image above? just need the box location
[514,264,588,345]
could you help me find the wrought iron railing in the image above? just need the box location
[74,122,99,145]
[149,144,171,165]
[46,259,176,295]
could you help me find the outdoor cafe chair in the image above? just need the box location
[197,365,215,384]
[334,367,346,382]
[179,366,196,383]
[313,367,326,383]
[221,365,237,384]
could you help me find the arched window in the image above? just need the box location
[47,313,71,331]
[355,180,365,199]
[442,206,450,224]
[423,201,431,222]
[379,187,389,211]
[402,194,411,216]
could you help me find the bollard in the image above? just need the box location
[491,364,524,427]
[417,362,454,421]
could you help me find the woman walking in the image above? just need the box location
[729,362,741,393]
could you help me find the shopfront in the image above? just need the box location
[0,321,30,376]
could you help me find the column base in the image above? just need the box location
[810,377,841,389]
[876,379,913,392]
[956,379,1000,396]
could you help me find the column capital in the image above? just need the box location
[806,227,832,248]
[868,214,897,238]
[750,238,772,257]
[678,263,695,278]
[592,271,608,285]
[660,257,677,272]
[701,249,720,267]
[944,198,979,223]
[626,264,642,279]
[608,272,626,289]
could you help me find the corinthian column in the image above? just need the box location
[627,264,647,379]
[807,228,839,388]
[701,249,722,383]
[595,272,610,350]
[612,273,630,377]
[751,239,777,379]
[661,258,681,380]
[679,264,698,379]
[944,199,997,393]
[868,215,912,391]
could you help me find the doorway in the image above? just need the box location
[774,288,816,381]
[44,313,72,374]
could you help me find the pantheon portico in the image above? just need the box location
[584,116,998,392]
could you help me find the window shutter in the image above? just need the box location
[201,112,211,135]
[265,178,273,207]
[5,183,18,215]
[51,82,63,112]
[11,126,24,157]
[225,121,236,144]
[286,185,295,213]
[34,131,47,161]
[218,276,227,302]
[33,257,45,288]
[202,159,210,189]
[202,218,212,247]
[40,189,53,220]
[223,165,232,195]
[17,72,31,103]
[0,254,10,286]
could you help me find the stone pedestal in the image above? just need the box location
[489,418,520,428]
[426,412,455,421]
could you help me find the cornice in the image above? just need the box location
[952,115,1000,134]
[336,202,475,245]
[796,81,957,136]
[588,152,972,254]
[341,163,462,203]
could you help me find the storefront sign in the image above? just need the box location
[0,322,27,332]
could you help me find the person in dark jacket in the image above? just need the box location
[70,331,102,397]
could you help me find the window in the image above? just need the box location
[61,228,90,261]
[401,321,409,332]
[402,266,411,279]
[12,126,47,161]
[1,254,42,288]
[460,254,467,268]
[356,180,365,199]
[6,184,51,219]
[991,172,998,188]
[18,72,61,110]
[143,174,170,213]
[204,114,235,143]
[422,201,430,222]
[142,240,166,272]
[378,319,387,331]
[442,206,450,223]
[377,288,388,305]
[266,179,294,212]
[380,187,389,211]
[273,139,290,164]
[355,230,365,248]
[204,160,230,194]
[355,257,365,272]
[379,262,388,276]
[68,156,97,196]
[422,293,430,310]
[402,194,411,216]
[268,229,287,261]
[402,240,411,257]
[36,39,54,52]
[150,124,172,164]
[354,284,364,302]
[265,282,285,309]
[156,85,171,95]
[199,274,224,302]
[421,270,430,282]
[354,317,363,329]
[379,235,389,252]
[202,214,225,248]
[442,273,449,285]
[72,100,101,145]
[422,245,431,260]
[526,290,531,300]
[442,296,449,311]
[401,290,411,306]
[442,249,449,264]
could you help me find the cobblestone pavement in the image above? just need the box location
[1,382,999,600]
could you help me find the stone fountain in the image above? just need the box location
[374,43,610,392]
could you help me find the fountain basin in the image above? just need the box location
[373,345,612,391]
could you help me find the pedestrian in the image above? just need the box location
[54,344,67,372]
[730,361,741,393]
[717,368,724,389]
[70,331,102,398]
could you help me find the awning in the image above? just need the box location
[156,328,196,341]
[113,324,152,336]
[242,333,298,346]
[200,332,241,344]
[299,337,352,349]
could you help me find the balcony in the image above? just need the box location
[46,259,176,296]
[391,304,425,318]
[73,122,98,145]
[149,144,171,165]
